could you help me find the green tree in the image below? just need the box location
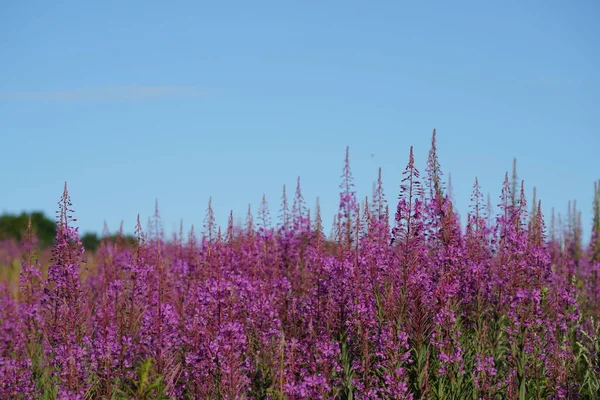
[0,211,56,247]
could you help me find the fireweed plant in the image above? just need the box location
[1,131,599,399]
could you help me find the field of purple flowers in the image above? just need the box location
[1,132,599,399]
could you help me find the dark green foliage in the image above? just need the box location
[0,211,134,253]
[80,232,136,252]
[81,232,101,252]
[0,211,56,247]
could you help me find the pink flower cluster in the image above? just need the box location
[1,132,599,399]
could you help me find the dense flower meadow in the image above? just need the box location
[1,133,599,399]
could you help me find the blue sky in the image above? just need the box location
[1,1,598,241]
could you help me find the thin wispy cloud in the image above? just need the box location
[0,86,206,101]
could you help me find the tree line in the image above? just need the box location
[0,211,133,252]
